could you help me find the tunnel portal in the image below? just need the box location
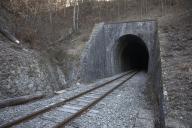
[116,34,149,72]
[80,21,165,127]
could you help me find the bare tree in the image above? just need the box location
[73,0,77,32]
[73,0,79,32]
[160,0,165,16]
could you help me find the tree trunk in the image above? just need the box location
[76,2,79,32]
[160,0,164,16]
[0,27,20,44]
[73,0,79,33]
[117,0,120,18]
[0,93,44,109]
[73,1,77,32]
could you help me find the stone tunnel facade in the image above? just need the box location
[81,21,160,82]
[80,20,165,127]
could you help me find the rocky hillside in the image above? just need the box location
[0,0,84,99]
[0,1,192,127]
[159,10,192,127]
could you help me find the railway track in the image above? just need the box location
[0,70,137,128]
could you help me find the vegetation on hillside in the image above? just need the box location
[0,0,183,49]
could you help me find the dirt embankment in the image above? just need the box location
[159,8,192,127]
[0,1,85,99]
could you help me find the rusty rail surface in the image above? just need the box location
[0,71,133,128]
[53,71,137,128]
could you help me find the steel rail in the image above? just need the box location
[52,71,138,128]
[0,71,133,128]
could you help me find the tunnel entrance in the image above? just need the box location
[81,21,165,127]
[117,34,149,72]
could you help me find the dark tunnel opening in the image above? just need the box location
[117,34,149,72]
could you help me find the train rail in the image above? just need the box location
[0,71,138,128]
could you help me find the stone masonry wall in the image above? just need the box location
[80,21,165,127]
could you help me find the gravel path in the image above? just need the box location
[66,72,155,128]
[0,72,155,128]
[0,73,125,125]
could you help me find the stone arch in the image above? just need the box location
[114,34,149,72]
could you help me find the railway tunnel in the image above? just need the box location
[80,21,159,81]
[80,21,165,127]
[115,34,149,72]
